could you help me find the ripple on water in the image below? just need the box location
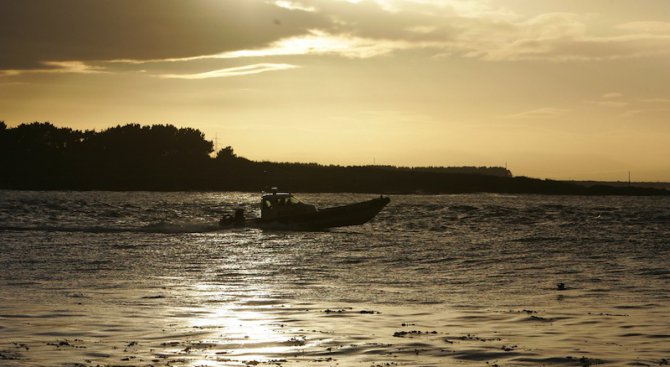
[0,192,669,366]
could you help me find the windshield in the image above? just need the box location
[288,196,302,204]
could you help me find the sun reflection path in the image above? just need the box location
[171,279,483,367]
[189,306,289,357]
[170,282,318,366]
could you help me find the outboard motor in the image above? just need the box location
[234,208,245,224]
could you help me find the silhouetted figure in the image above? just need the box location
[220,208,245,227]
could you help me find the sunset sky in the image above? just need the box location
[2,0,670,181]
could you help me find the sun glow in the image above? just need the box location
[214,30,414,59]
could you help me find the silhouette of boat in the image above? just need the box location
[220,189,390,230]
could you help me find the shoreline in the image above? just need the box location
[1,187,669,196]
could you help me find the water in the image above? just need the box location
[0,191,669,366]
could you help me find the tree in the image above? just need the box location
[216,146,236,160]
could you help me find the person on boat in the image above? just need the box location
[220,208,245,227]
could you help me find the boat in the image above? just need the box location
[219,189,390,230]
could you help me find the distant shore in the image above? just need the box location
[566,180,670,191]
[1,122,668,196]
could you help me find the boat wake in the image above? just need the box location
[0,221,223,234]
[141,221,222,233]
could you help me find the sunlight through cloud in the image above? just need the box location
[273,0,316,12]
[213,30,420,59]
[159,63,298,79]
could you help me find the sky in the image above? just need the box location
[1,0,670,181]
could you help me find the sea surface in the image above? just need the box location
[0,191,669,367]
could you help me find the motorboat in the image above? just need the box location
[220,190,390,230]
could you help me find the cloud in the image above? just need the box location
[42,61,105,74]
[159,63,298,79]
[113,29,433,64]
[264,6,670,63]
[639,97,670,103]
[619,108,670,119]
[585,93,629,108]
[4,0,670,75]
[212,30,425,59]
[591,101,629,108]
[616,21,670,34]
[502,107,569,120]
[585,93,670,116]
[0,61,105,77]
[0,0,325,70]
[273,1,317,12]
[406,25,438,34]
[449,13,670,61]
[602,92,623,99]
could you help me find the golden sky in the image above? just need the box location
[2,0,670,181]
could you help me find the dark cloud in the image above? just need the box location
[0,0,326,70]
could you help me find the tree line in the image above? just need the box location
[0,121,667,195]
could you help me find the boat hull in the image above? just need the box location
[227,196,390,230]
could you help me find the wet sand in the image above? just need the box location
[2,285,669,367]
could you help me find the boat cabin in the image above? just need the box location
[261,191,316,220]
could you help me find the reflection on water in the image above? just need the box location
[0,191,669,366]
[3,289,670,366]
